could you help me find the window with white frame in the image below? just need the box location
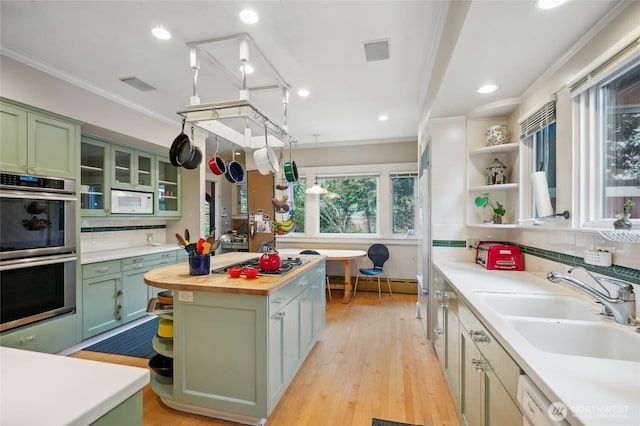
[318,175,378,234]
[390,172,417,235]
[289,178,306,233]
[574,58,639,225]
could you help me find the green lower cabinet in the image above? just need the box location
[122,267,152,322]
[91,390,143,426]
[0,313,77,354]
[82,273,123,339]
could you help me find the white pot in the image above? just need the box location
[253,146,279,175]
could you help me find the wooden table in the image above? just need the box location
[278,248,367,303]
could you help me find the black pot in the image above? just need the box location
[169,119,188,167]
[149,354,173,377]
[175,125,202,169]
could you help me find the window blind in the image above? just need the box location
[519,101,556,140]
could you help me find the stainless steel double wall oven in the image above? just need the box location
[0,173,77,332]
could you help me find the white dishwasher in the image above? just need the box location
[517,375,569,426]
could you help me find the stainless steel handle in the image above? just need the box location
[0,254,77,271]
[0,190,77,202]
[471,358,485,372]
[470,330,490,343]
[19,335,37,343]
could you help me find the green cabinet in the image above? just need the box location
[433,264,521,426]
[150,261,326,423]
[81,136,110,216]
[82,261,123,338]
[0,98,79,179]
[156,157,181,217]
[82,252,179,339]
[0,313,77,354]
[111,146,154,192]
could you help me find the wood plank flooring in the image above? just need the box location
[71,292,460,426]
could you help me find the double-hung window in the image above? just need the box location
[390,172,417,236]
[573,57,640,226]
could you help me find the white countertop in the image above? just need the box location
[435,260,640,426]
[81,243,182,264]
[0,347,149,426]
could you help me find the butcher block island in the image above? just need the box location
[144,252,327,426]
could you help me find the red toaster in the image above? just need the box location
[475,243,524,271]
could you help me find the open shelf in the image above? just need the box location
[469,183,519,192]
[470,142,520,156]
[149,372,174,399]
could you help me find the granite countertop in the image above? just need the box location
[81,243,183,264]
[0,347,149,426]
[434,260,640,426]
[144,251,326,296]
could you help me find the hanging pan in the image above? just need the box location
[178,126,202,169]
[169,118,188,167]
[225,145,245,183]
[207,135,226,175]
[283,142,298,182]
[253,124,279,175]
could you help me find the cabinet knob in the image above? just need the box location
[116,304,122,312]
[433,327,443,335]
[272,311,286,319]
[272,296,286,304]
[116,290,123,296]
[116,315,122,321]
[470,330,490,343]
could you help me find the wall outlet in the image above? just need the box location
[146,233,154,243]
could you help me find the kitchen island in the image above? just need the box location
[144,252,327,426]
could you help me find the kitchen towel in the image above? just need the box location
[371,419,423,426]
[531,171,554,217]
[84,317,158,359]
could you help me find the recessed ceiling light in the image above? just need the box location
[239,64,254,74]
[239,9,259,24]
[151,27,171,40]
[477,83,499,94]
[536,0,569,10]
[378,115,389,121]
[297,89,310,97]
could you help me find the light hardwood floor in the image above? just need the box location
[71,291,460,426]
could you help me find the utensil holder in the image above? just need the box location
[189,254,211,276]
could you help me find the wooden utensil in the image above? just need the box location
[175,233,187,247]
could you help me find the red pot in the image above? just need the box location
[208,156,226,175]
[259,252,281,271]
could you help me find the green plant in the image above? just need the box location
[623,199,635,214]
[474,193,506,217]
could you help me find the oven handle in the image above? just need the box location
[0,190,77,202]
[0,254,77,271]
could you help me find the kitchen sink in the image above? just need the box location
[474,291,597,321]
[508,318,640,362]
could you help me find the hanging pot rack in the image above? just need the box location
[177,33,297,150]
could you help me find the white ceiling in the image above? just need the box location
[0,0,622,152]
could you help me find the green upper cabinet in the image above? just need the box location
[111,146,154,193]
[81,136,110,216]
[156,157,181,217]
[0,99,79,179]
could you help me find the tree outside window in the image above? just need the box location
[318,176,377,234]
[602,63,640,219]
[391,174,417,235]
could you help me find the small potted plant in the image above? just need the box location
[474,193,506,224]
[614,199,635,230]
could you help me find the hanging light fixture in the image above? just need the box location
[306,134,328,195]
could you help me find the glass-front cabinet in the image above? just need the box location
[111,146,154,193]
[156,157,181,217]
[80,136,109,216]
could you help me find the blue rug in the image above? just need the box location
[84,317,159,359]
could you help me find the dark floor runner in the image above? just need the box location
[372,419,422,426]
[84,317,159,359]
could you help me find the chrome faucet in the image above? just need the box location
[547,269,636,325]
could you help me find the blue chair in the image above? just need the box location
[299,250,331,302]
[353,244,392,302]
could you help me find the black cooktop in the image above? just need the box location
[211,256,308,277]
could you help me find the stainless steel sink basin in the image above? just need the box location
[475,291,596,320]
[508,318,640,362]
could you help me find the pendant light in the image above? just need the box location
[306,134,328,195]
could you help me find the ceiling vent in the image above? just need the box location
[363,39,390,62]
[119,76,156,92]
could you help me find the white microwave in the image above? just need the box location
[111,190,153,214]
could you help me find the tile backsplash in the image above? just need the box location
[81,219,168,253]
